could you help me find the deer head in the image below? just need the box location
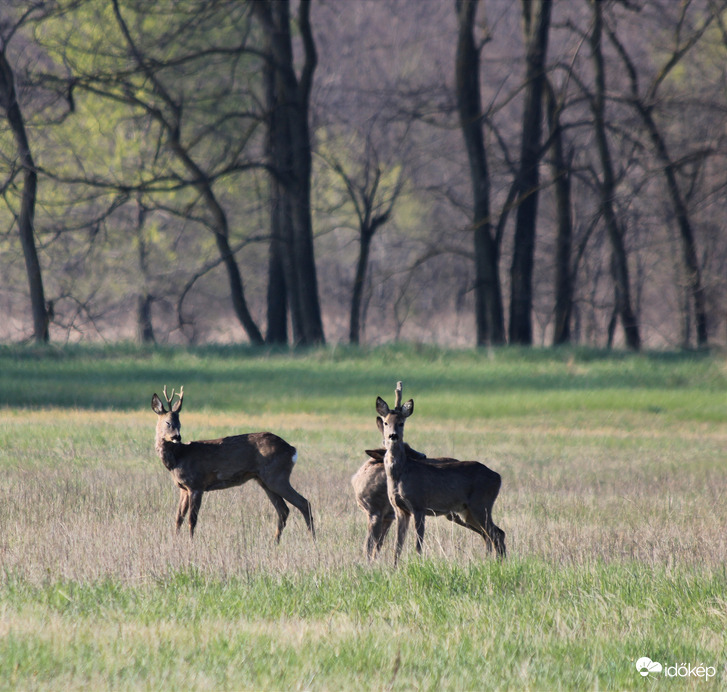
[151,385,184,444]
[376,381,414,447]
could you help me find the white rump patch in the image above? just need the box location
[292,449,298,464]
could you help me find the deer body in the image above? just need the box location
[158,433,294,491]
[352,446,474,560]
[376,392,506,565]
[152,387,314,541]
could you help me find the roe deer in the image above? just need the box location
[376,387,506,565]
[351,382,472,559]
[151,386,315,541]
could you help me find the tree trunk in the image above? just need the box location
[180,147,264,345]
[509,0,552,345]
[263,67,291,345]
[290,0,325,345]
[265,224,288,345]
[164,129,263,345]
[135,200,155,344]
[455,0,505,346]
[137,295,155,344]
[217,231,265,344]
[589,0,640,351]
[260,3,294,345]
[546,79,574,346]
[0,49,48,343]
[350,230,373,345]
[256,0,325,346]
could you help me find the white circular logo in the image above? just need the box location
[636,657,663,677]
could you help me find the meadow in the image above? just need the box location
[0,344,725,690]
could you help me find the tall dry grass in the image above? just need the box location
[2,406,724,584]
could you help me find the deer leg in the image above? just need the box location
[490,522,507,559]
[462,507,491,551]
[464,506,506,559]
[365,515,381,560]
[414,511,426,554]
[376,513,394,556]
[446,511,483,533]
[366,512,392,560]
[393,509,409,567]
[268,479,315,540]
[446,511,490,545]
[478,505,506,559]
[175,489,190,533]
[260,486,290,543]
[188,490,203,538]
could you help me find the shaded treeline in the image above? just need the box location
[1,0,726,348]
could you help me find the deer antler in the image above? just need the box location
[163,385,183,409]
[394,381,403,410]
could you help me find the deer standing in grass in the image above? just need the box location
[151,386,314,541]
[376,384,506,565]
[352,382,472,560]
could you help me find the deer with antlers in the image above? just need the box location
[151,386,314,541]
[352,382,475,560]
[375,382,506,565]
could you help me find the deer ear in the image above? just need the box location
[376,416,384,439]
[151,394,166,415]
[401,399,414,417]
[172,397,183,413]
[376,396,390,417]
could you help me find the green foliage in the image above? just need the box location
[0,0,273,343]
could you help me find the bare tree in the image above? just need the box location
[509,0,552,345]
[319,129,405,344]
[118,0,264,344]
[454,0,505,346]
[3,0,727,348]
[605,2,717,347]
[588,0,640,350]
[254,0,325,346]
[0,10,49,342]
[40,0,267,345]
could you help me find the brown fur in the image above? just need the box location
[376,394,506,565]
[152,387,314,541]
[351,445,474,560]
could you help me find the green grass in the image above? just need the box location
[1,561,725,690]
[1,342,725,417]
[0,344,726,690]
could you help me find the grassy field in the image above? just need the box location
[0,344,725,690]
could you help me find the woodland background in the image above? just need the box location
[2,0,727,349]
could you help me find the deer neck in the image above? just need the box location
[156,437,180,471]
[383,438,407,481]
